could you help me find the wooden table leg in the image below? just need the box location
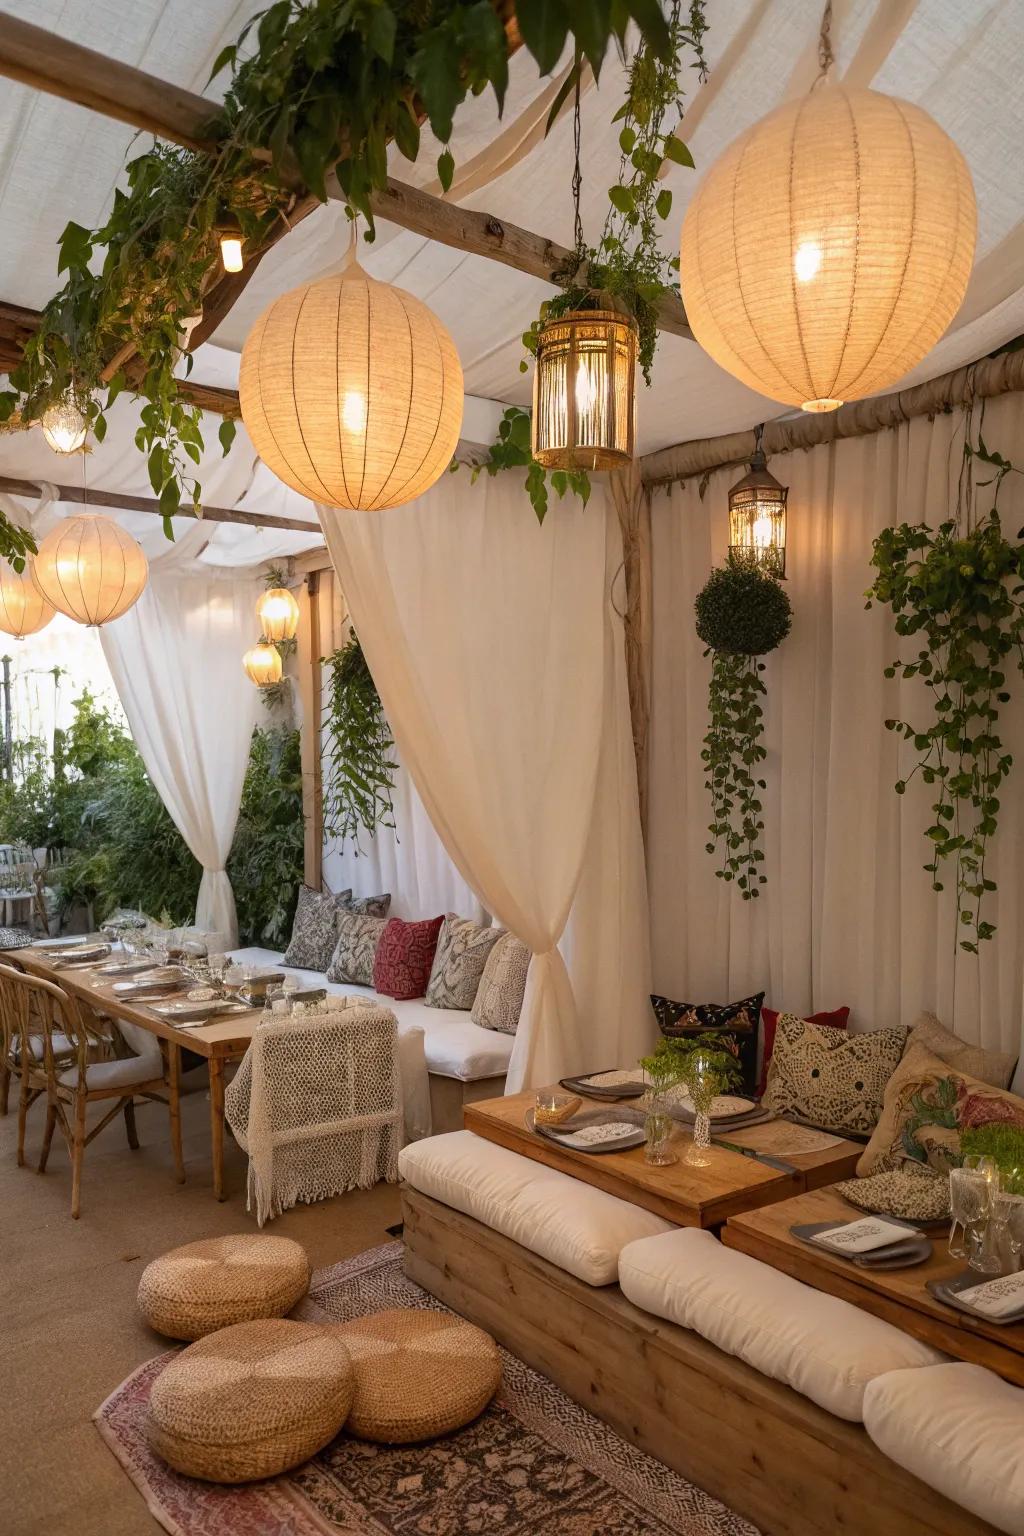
[167,1042,185,1184]
[209,1056,226,1201]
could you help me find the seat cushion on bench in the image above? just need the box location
[863,1363,1024,1536]
[398,1130,673,1286]
[618,1229,945,1421]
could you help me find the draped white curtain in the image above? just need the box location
[318,471,650,1090]
[649,391,1024,1070]
[100,542,260,945]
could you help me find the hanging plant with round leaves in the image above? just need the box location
[695,562,792,898]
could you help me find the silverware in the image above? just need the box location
[711,1136,799,1175]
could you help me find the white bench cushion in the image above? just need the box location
[618,1228,945,1421]
[864,1363,1024,1535]
[399,1130,673,1285]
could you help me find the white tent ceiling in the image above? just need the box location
[1,0,1023,563]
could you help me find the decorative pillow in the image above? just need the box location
[761,1015,906,1136]
[857,1041,1024,1177]
[835,1168,951,1223]
[471,931,531,1035]
[906,1011,1017,1091]
[373,916,444,1001]
[341,892,392,918]
[283,886,351,971]
[326,913,388,986]
[650,992,765,1096]
[758,1004,849,1097]
[425,914,503,1010]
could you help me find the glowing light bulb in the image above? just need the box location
[574,360,594,415]
[41,401,87,454]
[794,240,822,283]
[342,390,367,434]
[752,511,774,548]
[220,235,244,273]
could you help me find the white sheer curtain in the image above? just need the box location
[648,391,1024,1070]
[318,471,647,1090]
[101,549,260,945]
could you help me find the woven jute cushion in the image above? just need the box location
[334,1308,501,1443]
[148,1318,354,1483]
[137,1234,310,1341]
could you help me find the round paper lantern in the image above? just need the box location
[0,558,55,638]
[239,263,464,510]
[243,641,282,687]
[32,513,148,626]
[41,399,88,454]
[680,87,976,412]
[255,586,299,642]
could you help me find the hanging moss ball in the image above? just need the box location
[695,563,792,656]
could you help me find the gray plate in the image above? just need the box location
[927,1271,1024,1325]
[526,1106,646,1154]
[791,1220,933,1268]
[560,1070,646,1100]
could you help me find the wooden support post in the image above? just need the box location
[298,571,325,891]
[609,462,652,842]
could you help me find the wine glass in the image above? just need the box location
[949,1166,994,1261]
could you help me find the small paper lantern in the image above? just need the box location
[256,586,299,642]
[41,400,87,454]
[728,436,788,578]
[239,262,464,511]
[32,513,148,626]
[680,86,976,412]
[0,558,55,638]
[243,641,282,687]
[532,309,637,470]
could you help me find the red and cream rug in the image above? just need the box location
[96,1240,758,1536]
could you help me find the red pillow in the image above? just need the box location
[758,1005,850,1096]
[373,915,444,1001]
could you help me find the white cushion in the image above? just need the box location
[618,1228,945,1421]
[59,1055,164,1091]
[13,1032,73,1062]
[864,1363,1024,1535]
[399,1129,673,1285]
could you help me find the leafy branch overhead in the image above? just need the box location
[458,407,591,524]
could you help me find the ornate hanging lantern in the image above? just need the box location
[0,558,55,639]
[41,399,88,454]
[728,427,788,578]
[255,586,299,642]
[32,513,148,626]
[243,641,282,687]
[532,309,638,471]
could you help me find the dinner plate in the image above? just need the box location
[926,1271,1024,1325]
[560,1068,647,1100]
[790,1220,932,1268]
[526,1106,646,1154]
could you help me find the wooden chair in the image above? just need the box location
[0,963,180,1218]
[0,962,75,1123]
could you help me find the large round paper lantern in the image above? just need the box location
[680,87,976,412]
[0,558,55,638]
[243,641,282,687]
[32,513,148,626]
[239,263,464,510]
[255,586,299,642]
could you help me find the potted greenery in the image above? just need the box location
[640,1033,743,1166]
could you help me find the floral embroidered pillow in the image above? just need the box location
[650,991,764,1096]
[283,885,351,972]
[373,916,444,1001]
[327,914,388,987]
[426,914,502,1010]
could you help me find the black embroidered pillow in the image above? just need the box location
[650,991,765,1096]
[283,886,351,971]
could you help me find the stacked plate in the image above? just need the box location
[668,1093,772,1131]
[560,1068,647,1100]
[792,1216,932,1270]
[526,1104,646,1154]
[927,1270,1024,1324]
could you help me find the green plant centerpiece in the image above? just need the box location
[960,1125,1024,1196]
[639,1032,742,1165]
[695,561,792,898]
[321,632,396,851]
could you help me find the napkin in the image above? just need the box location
[957,1271,1024,1319]
[811,1217,919,1254]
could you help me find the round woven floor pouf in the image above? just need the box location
[148,1318,354,1482]
[335,1308,501,1443]
[137,1234,310,1341]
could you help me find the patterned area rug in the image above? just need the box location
[96,1241,759,1536]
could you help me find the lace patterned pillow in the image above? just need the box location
[471,931,531,1035]
[327,914,388,987]
[341,893,392,918]
[283,886,351,972]
[761,1014,906,1136]
[425,914,503,1010]
[834,1168,951,1223]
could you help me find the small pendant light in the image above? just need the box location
[727,425,788,578]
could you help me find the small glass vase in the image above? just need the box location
[644,1099,677,1167]
[685,1108,712,1167]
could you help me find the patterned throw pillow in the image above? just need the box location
[650,992,765,1096]
[758,1004,850,1096]
[471,931,531,1035]
[341,893,392,918]
[857,1041,1024,1177]
[835,1167,951,1223]
[425,914,503,1010]
[373,916,444,1001]
[762,1015,906,1136]
[283,886,351,971]
[326,913,388,986]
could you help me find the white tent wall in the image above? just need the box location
[648,391,1024,1070]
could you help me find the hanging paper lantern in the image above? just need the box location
[680,87,976,412]
[0,558,55,638]
[243,641,282,687]
[728,432,788,578]
[532,309,638,470]
[41,399,88,453]
[32,513,148,626]
[255,586,299,642]
[239,263,464,510]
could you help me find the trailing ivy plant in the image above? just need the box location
[695,563,792,899]
[321,632,396,851]
[456,407,591,523]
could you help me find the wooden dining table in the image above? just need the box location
[9,940,266,1200]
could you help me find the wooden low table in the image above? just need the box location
[464,1090,862,1228]
[725,1186,1024,1387]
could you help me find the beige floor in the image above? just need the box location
[0,1080,402,1536]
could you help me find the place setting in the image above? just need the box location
[789,1214,933,1270]
[926,1160,1024,1325]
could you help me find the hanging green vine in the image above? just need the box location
[695,563,792,899]
[455,407,591,522]
[321,632,396,851]
[866,430,1024,951]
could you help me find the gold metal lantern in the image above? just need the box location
[0,558,55,638]
[243,641,283,687]
[255,586,299,643]
[32,513,148,626]
[531,309,638,471]
[728,430,788,578]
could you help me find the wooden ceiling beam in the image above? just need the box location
[0,474,320,534]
